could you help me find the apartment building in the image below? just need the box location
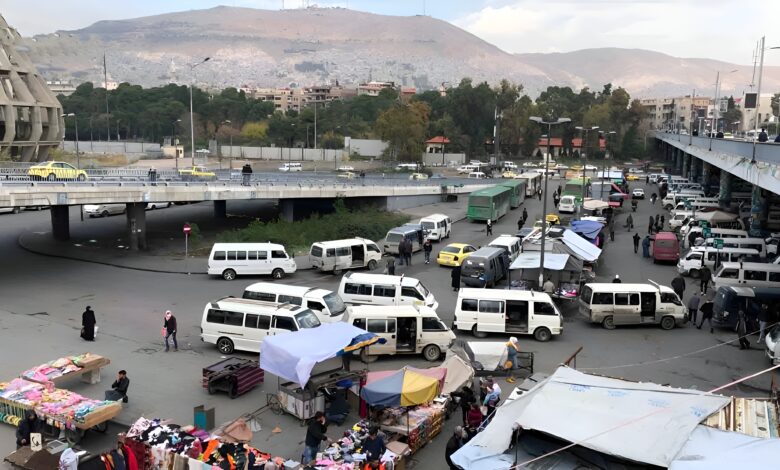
[248,85,355,112]
[640,96,711,131]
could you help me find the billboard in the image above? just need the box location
[744,93,757,109]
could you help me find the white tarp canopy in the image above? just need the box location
[510,252,570,271]
[452,366,730,469]
[440,355,475,395]
[467,342,508,371]
[582,199,610,211]
[561,229,602,262]
[697,210,738,223]
[670,425,780,469]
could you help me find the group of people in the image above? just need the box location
[647,214,665,234]
[303,411,388,469]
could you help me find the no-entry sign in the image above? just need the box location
[183,223,191,235]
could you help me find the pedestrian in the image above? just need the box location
[736,310,750,349]
[451,385,476,427]
[553,192,560,207]
[362,427,386,463]
[423,238,433,264]
[466,403,483,437]
[648,216,655,234]
[642,235,651,257]
[654,214,660,231]
[105,370,130,402]
[451,264,461,291]
[303,411,330,464]
[148,167,157,185]
[522,208,528,224]
[699,264,711,294]
[660,215,665,229]
[15,410,41,449]
[517,218,524,231]
[542,277,555,294]
[444,427,466,470]
[483,383,501,420]
[537,187,542,201]
[505,337,521,383]
[626,214,633,231]
[671,274,686,301]
[687,292,702,324]
[645,175,649,184]
[632,232,640,253]
[486,219,493,236]
[386,256,395,275]
[81,306,96,341]
[612,274,622,283]
[651,193,657,205]
[609,220,615,241]
[758,303,769,344]
[403,239,412,266]
[241,163,253,186]
[687,230,697,249]
[557,184,562,196]
[163,310,178,352]
[758,128,768,143]
[697,299,714,333]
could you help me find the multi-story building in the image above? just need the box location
[248,85,356,112]
[640,96,711,131]
[356,81,396,97]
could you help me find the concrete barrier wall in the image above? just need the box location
[62,141,161,154]
[422,153,466,166]
[345,138,387,158]
[220,146,345,162]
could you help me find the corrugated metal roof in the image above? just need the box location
[703,397,779,438]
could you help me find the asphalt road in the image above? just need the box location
[0,180,776,467]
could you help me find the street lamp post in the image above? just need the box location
[575,126,598,203]
[220,120,233,171]
[188,57,210,166]
[709,68,738,150]
[62,113,79,169]
[172,119,182,170]
[529,116,571,290]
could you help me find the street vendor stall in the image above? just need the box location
[22,353,110,385]
[446,340,533,378]
[510,252,582,302]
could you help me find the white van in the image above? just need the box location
[457,165,478,174]
[279,162,303,172]
[468,171,488,179]
[338,272,438,310]
[419,214,452,241]
[453,288,563,342]
[663,191,706,210]
[712,262,780,290]
[383,225,424,255]
[579,283,685,330]
[242,282,347,322]
[200,297,321,354]
[344,305,455,362]
[680,217,745,238]
[677,247,761,277]
[488,235,522,262]
[703,237,766,258]
[686,227,748,242]
[671,200,720,215]
[208,243,297,280]
[309,238,383,274]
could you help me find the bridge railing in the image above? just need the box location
[654,131,780,165]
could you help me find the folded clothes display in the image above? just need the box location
[311,420,398,470]
[553,283,579,298]
[22,353,101,383]
[378,402,446,454]
[509,280,534,291]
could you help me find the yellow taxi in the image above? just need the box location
[409,172,429,181]
[626,174,641,181]
[437,243,477,267]
[27,161,88,181]
[178,165,216,180]
[546,213,561,225]
[337,171,356,180]
[502,170,518,178]
[533,219,553,230]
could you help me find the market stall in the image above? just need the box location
[22,353,110,385]
[446,340,533,378]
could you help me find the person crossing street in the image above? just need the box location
[423,238,433,264]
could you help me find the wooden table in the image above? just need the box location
[23,355,111,385]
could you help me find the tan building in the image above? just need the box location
[249,85,355,112]
[0,14,64,161]
[740,93,777,132]
[640,96,711,132]
[357,81,396,97]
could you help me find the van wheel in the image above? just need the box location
[222,269,236,281]
[101,210,110,218]
[360,349,378,363]
[333,268,343,275]
[272,268,285,279]
[367,260,377,271]
[602,316,616,330]
[689,269,700,279]
[471,325,487,338]
[422,344,441,361]
[660,316,676,330]
[217,337,235,354]
[533,327,552,342]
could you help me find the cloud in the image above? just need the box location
[454,0,780,65]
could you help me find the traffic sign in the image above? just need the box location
[183,223,191,235]
[699,221,710,229]
[713,238,724,249]
[702,228,712,238]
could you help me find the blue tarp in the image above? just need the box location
[260,323,380,386]
[570,220,603,240]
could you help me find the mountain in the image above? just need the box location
[20,6,780,97]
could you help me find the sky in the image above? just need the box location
[2,0,780,65]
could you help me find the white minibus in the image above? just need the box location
[703,238,766,258]
[712,262,780,290]
[579,283,686,330]
[208,243,297,281]
[488,235,522,262]
[279,162,303,172]
[338,272,438,310]
[419,214,452,241]
[242,282,347,322]
[677,247,760,277]
[309,238,383,274]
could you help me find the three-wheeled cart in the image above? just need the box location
[202,358,264,399]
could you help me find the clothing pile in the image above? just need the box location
[124,418,284,470]
[509,280,534,291]
[22,353,99,383]
[554,283,579,298]
[310,420,398,470]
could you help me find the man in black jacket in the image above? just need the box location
[241,163,253,186]
[16,410,40,448]
[164,310,178,352]
[303,412,330,464]
[671,274,686,301]
[445,426,466,469]
[700,265,712,294]
[105,370,130,402]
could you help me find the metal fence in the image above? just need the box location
[61,141,162,155]
[655,132,780,165]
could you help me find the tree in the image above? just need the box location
[722,96,743,131]
[375,101,430,161]
[240,122,268,143]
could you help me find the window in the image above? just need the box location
[769,272,780,282]
[274,316,297,331]
[464,246,476,253]
[479,300,504,313]
[227,251,246,261]
[592,293,614,305]
[335,247,350,256]
[401,286,424,300]
[367,319,387,333]
[278,295,302,305]
[534,302,557,316]
[213,251,226,261]
[353,318,366,329]
[206,309,225,324]
[374,285,396,298]
[687,253,702,261]
[422,317,446,331]
[344,283,372,295]
[243,291,276,302]
[224,311,244,326]
[272,250,287,259]
[661,293,682,306]
[326,248,336,257]
[461,299,478,311]
[245,314,271,329]
[311,246,323,257]
[307,301,325,312]
[248,251,266,260]
[295,310,321,329]
[745,270,767,281]
[367,244,381,253]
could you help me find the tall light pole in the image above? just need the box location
[575,125,598,203]
[62,113,79,169]
[220,120,233,170]
[188,57,210,166]
[709,68,738,149]
[172,119,182,170]
[313,101,318,149]
[529,116,571,290]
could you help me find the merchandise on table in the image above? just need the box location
[22,353,109,384]
[554,282,579,298]
[313,420,401,470]
[509,280,534,291]
[377,401,446,453]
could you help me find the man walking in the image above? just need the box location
[397,240,406,266]
[163,310,178,352]
[736,310,750,350]
[403,239,412,266]
[699,264,712,294]
[386,256,395,275]
[303,412,330,464]
[642,235,651,258]
[758,303,769,344]
[648,216,654,234]
[687,292,702,324]
[626,213,633,231]
[522,208,528,224]
[423,238,433,264]
[445,427,466,470]
[241,163,253,186]
[660,215,665,229]
[451,265,461,292]
[517,218,524,231]
[612,274,622,283]
[654,214,660,231]
[671,274,686,301]
[687,230,697,249]
[697,298,714,333]
[537,187,542,201]
[632,232,641,253]
[486,219,493,236]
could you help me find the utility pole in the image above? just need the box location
[104,52,110,142]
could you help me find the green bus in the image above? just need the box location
[497,180,527,208]
[467,186,512,222]
[562,177,591,203]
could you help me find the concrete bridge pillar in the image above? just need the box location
[701,162,711,194]
[214,200,227,219]
[718,171,733,209]
[125,203,147,251]
[750,184,768,236]
[279,199,294,222]
[682,154,690,178]
[50,205,70,241]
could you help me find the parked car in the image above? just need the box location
[338,166,355,172]
[632,188,645,199]
[146,202,171,210]
[502,171,518,178]
[626,174,641,181]
[558,195,577,214]
[83,204,126,218]
[337,171,356,180]
[409,173,429,181]
[27,161,88,181]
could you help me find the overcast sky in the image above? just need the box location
[2,0,779,65]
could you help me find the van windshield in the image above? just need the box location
[323,292,347,316]
[421,221,436,231]
[295,310,321,329]
[386,233,403,243]
[310,245,323,257]
[415,282,430,298]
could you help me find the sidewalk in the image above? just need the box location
[17,199,470,273]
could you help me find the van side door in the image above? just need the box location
[271,315,298,337]
[479,299,506,333]
[244,313,272,352]
[353,318,395,355]
[250,250,270,274]
[334,246,351,271]
[614,293,640,325]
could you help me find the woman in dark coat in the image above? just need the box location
[451,265,462,292]
[81,306,96,341]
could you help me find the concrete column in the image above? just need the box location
[750,184,767,236]
[718,171,733,209]
[50,205,70,241]
[125,203,147,251]
[279,199,294,222]
[682,154,690,178]
[701,162,711,194]
[214,200,227,219]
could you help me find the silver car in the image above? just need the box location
[83,204,126,218]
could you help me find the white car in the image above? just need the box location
[338,166,355,172]
[558,195,577,214]
[584,164,598,171]
[766,238,779,257]
[467,171,488,179]
[533,168,556,176]
[632,188,645,199]
[84,204,126,217]
[522,162,538,168]
[146,202,172,210]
